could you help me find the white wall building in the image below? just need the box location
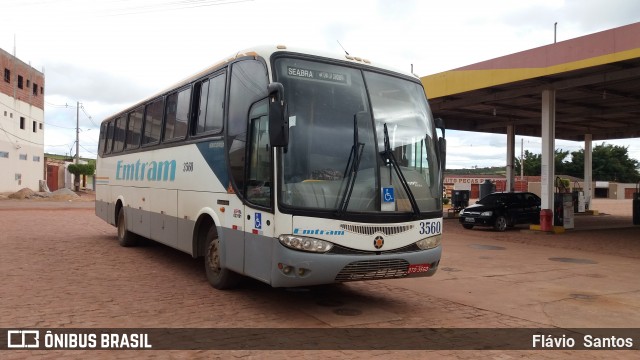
[0,48,45,192]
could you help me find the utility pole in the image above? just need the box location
[521,138,524,179]
[76,101,80,164]
[74,101,81,192]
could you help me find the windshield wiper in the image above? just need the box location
[338,113,365,215]
[380,123,420,218]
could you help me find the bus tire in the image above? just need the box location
[117,207,138,247]
[204,227,239,290]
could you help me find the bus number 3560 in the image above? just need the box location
[419,221,441,235]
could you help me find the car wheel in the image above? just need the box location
[462,224,474,229]
[204,226,239,290]
[117,207,138,247]
[493,215,508,232]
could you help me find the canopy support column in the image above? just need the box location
[506,124,515,192]
[541,89,556,214]
[584,134,593,209]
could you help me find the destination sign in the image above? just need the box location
[287,66,348,84]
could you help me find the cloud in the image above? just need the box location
[3,0,639,164]
[45,63,155,105]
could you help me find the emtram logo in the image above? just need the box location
[115,159,176,182]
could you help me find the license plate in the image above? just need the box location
[407,264,430,274]
[465,217,475,223]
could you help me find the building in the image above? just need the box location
[444,174,638,200]
[44,154,95,191]
[0,48,45,192]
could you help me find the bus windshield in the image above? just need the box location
[275,57,441,215]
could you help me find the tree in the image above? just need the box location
[515,149,570,176]
[516,143,640,182]
[565,143,640,183]
[67,163,96,191]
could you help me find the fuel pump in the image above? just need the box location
[554,177,574,229]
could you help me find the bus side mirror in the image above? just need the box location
[435,117,446,172]
[268,82,289,148]
[435,117,445,138]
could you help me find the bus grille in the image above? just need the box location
[339,224,414,236]
[335,259,410,282]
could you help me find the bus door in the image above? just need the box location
[226,59,272,282]
[242,102,274,283]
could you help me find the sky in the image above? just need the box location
[1,0,639,168]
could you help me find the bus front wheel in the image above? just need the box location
[117,207,138,247]
[204,227,239,290]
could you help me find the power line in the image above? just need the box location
[80,104,100,127]
[45,101,74,108]
[102,0,253,16]
[0,126,44,146]
[79,144,97,155]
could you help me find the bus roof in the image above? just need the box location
[101,44,418,124]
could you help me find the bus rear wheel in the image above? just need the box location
[117,207,138,247]
[204,227,239,290]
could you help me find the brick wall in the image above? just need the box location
[0,48,44,110]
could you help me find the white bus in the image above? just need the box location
[95,45,446,289]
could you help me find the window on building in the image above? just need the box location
[20,117,25,130]
[19,154,27,160]
[33,84,38,96]
[3,69,9,83]
[32,121,37,133]
[33,156,41,162]
[0,151,8,158]
[27,79,30,88]
[39,123,43,130]
[18,75,23,89]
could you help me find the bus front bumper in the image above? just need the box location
[269,242,441,288]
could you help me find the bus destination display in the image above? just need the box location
[287,66,347,84]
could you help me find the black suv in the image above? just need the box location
[458,192,541,231]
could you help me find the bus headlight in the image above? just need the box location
[415,235,441,250]
[278,235,333,253]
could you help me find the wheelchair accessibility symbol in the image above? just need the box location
[254,213,262,229]
[383,187,395,203]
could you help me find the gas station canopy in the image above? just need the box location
[422,22,640,142]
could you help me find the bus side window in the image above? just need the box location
[105,121,114,154]
[246,100,270,207]
[98,122,107,156]
[125,107,143,150]
[227,59,268,198]
[196,72,226,135]
[113,116,126,153]
[143,97,163,145]
[164,87,191,141]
